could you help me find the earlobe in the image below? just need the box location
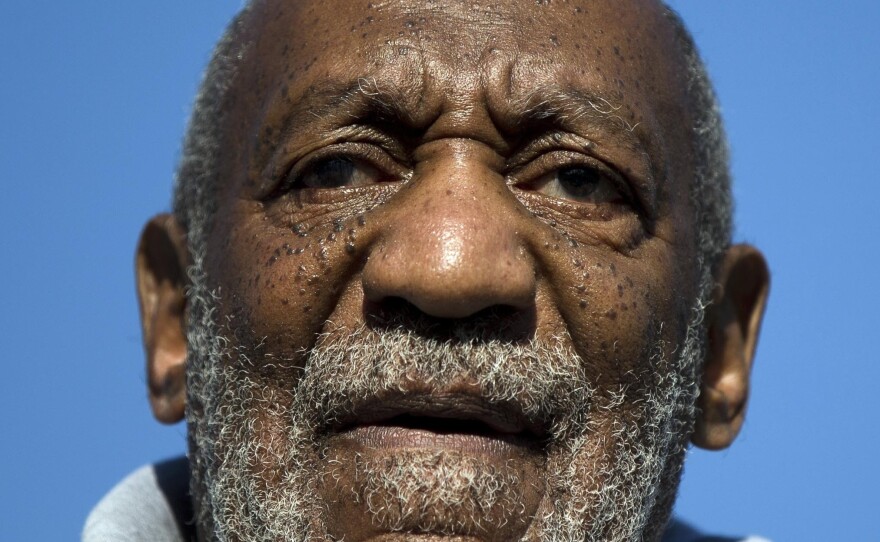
[136,214,190,424]
[692,244,770,450]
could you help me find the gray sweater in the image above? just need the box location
[83,457,768,542]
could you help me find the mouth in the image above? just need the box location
[330,393,549,455]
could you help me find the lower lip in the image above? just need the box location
[335,424,538,456]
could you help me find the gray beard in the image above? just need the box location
[185,255,704,542]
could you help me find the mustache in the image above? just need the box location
[294,309,595,441]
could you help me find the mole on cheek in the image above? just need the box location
[292,223,309,237]
[345,229,357,255]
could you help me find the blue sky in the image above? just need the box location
[1,2,877,540]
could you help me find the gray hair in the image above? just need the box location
[661,7,733,295]
[172,4,732,299]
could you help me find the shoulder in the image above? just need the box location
[82,457,193,542]
[663,517,772,542]
[662,518,770,542]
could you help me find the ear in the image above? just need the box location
[692,244,770,450]
[136,214,190,424]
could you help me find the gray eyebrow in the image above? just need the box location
[515,86,643,135]
[280,77,653,165]
[288,77,413,126]
[511,85,659,170]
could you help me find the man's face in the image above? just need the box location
[189,0,705,540]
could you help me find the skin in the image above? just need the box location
[136,0,770,540]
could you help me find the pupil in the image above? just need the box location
[313,157,354,188]
[558,167,599,198]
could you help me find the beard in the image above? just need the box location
[185,257,705,542]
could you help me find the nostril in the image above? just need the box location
[363,296,536,343]
[363,273,534,320]
[362,296,420,326]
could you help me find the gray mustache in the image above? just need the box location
[295,319,595,441]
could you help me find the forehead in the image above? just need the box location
[236,0,689,135]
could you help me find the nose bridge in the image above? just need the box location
[362,143,535,319]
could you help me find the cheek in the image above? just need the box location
[551,245,690,390]
[205,202,364,375]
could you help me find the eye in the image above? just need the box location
[292,156,383,189]
[535,165,623,204]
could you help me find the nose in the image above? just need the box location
[361,147,535,319]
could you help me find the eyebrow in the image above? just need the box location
[277,77,658,181]
[283,77,649,145]
[283,77,417,132]
[511,86,651,151]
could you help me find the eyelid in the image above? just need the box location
[257,125,410,198]
[510,150,633,202]
[265,142,407,200]
[508,133,653,216]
